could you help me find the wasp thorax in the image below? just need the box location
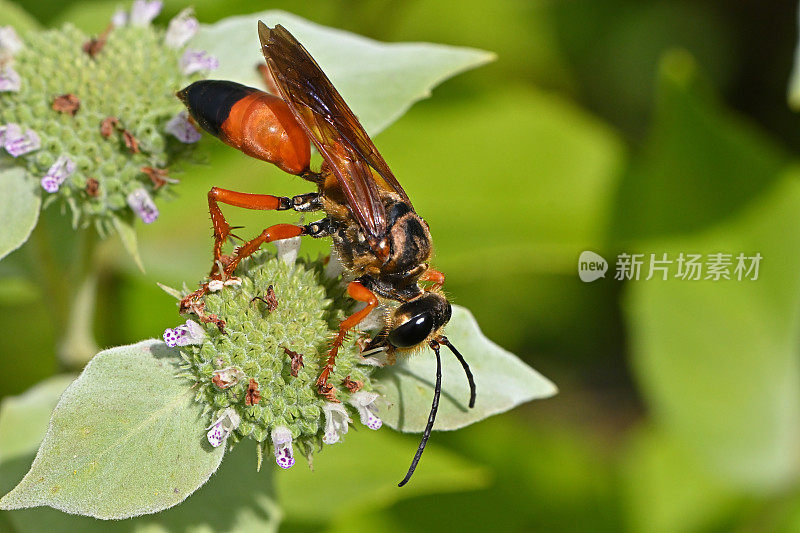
[388,292,452,349]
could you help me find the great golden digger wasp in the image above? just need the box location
[177,22,475,486]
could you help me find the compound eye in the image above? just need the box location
[388,313,434,348]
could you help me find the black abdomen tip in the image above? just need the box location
[176,80,259,137]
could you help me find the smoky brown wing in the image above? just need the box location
[259,22,411,236]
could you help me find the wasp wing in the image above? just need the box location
[259,22,411,238]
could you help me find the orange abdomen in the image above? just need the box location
[177,80,311,175]
[221,92,310,174]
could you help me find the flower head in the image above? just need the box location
[349,391,383,430]
[174,250,376,470]
[271,426,295,469]
[206,408,240,448]
[0,6,205,235]
[40,155,76,193]
[165,9,198,48]
[163,319,207,347]
[180,49,219,75]
[165,110,201,143]
[129,0,162,26]
[127,188,159,224]
[322,402,350,444]
[0,123,39,157]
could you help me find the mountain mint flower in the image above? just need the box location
[111,9,128,27]
[171,248,380,470]
[207,408,241,448]
[180,49,219,75]
[0,65,20,92]
[165,9,199,48]
[0,26,23,58]
[322,402,351,444]
[163,319,207,347]
[349,391,383,430]
[129,0,162,26]
[0,2,216,235]
[275,236,301,265]
[127,188,159,224]
[41,155,77,193]
[212,367,246,389]
[0,123,39,157]
[165,110,201,143]
[271,426,295,469]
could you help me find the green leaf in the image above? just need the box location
[612,50,788,243]
[621,425,740,533]
[0,168,41,262]
[277,421,489,524]
[191,10,494,136]
[0,340,225,519]
[0,376,75,466]
[625,170,800,491]
[0,382,279,533]
[0,0,42,33]
[373,305,556,432]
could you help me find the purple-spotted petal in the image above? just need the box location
[0,27,23,58]
[163,319,206,347]
[129,0,162,25]
[40,155,76,193]
[127,188,159,224]
[165,110,201,143]
[348,391,383,430]
[180,49,219,75]
[1,124,40,157]
[271,426,295,469]
[322,402,350,445]
[206,408,240,447]
[165,9,198,48]
[206,422,225,447]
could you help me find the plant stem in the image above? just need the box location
[31,213,100,371]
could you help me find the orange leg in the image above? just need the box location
[221,223,304,278]
[208,187,289,269]
[420,268,445,290]
[207,187,320,275]
[316,281,378,400]
[180,222,305,325]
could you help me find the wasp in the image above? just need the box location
[177,22,476,486]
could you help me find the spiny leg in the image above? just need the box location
[207,186,321,276]
[220,223,305,278]
[316,281,378,400]
[180,222,305,321]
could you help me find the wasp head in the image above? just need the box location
[386,292,451,350]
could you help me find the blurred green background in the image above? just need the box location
[4,0,800,531]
